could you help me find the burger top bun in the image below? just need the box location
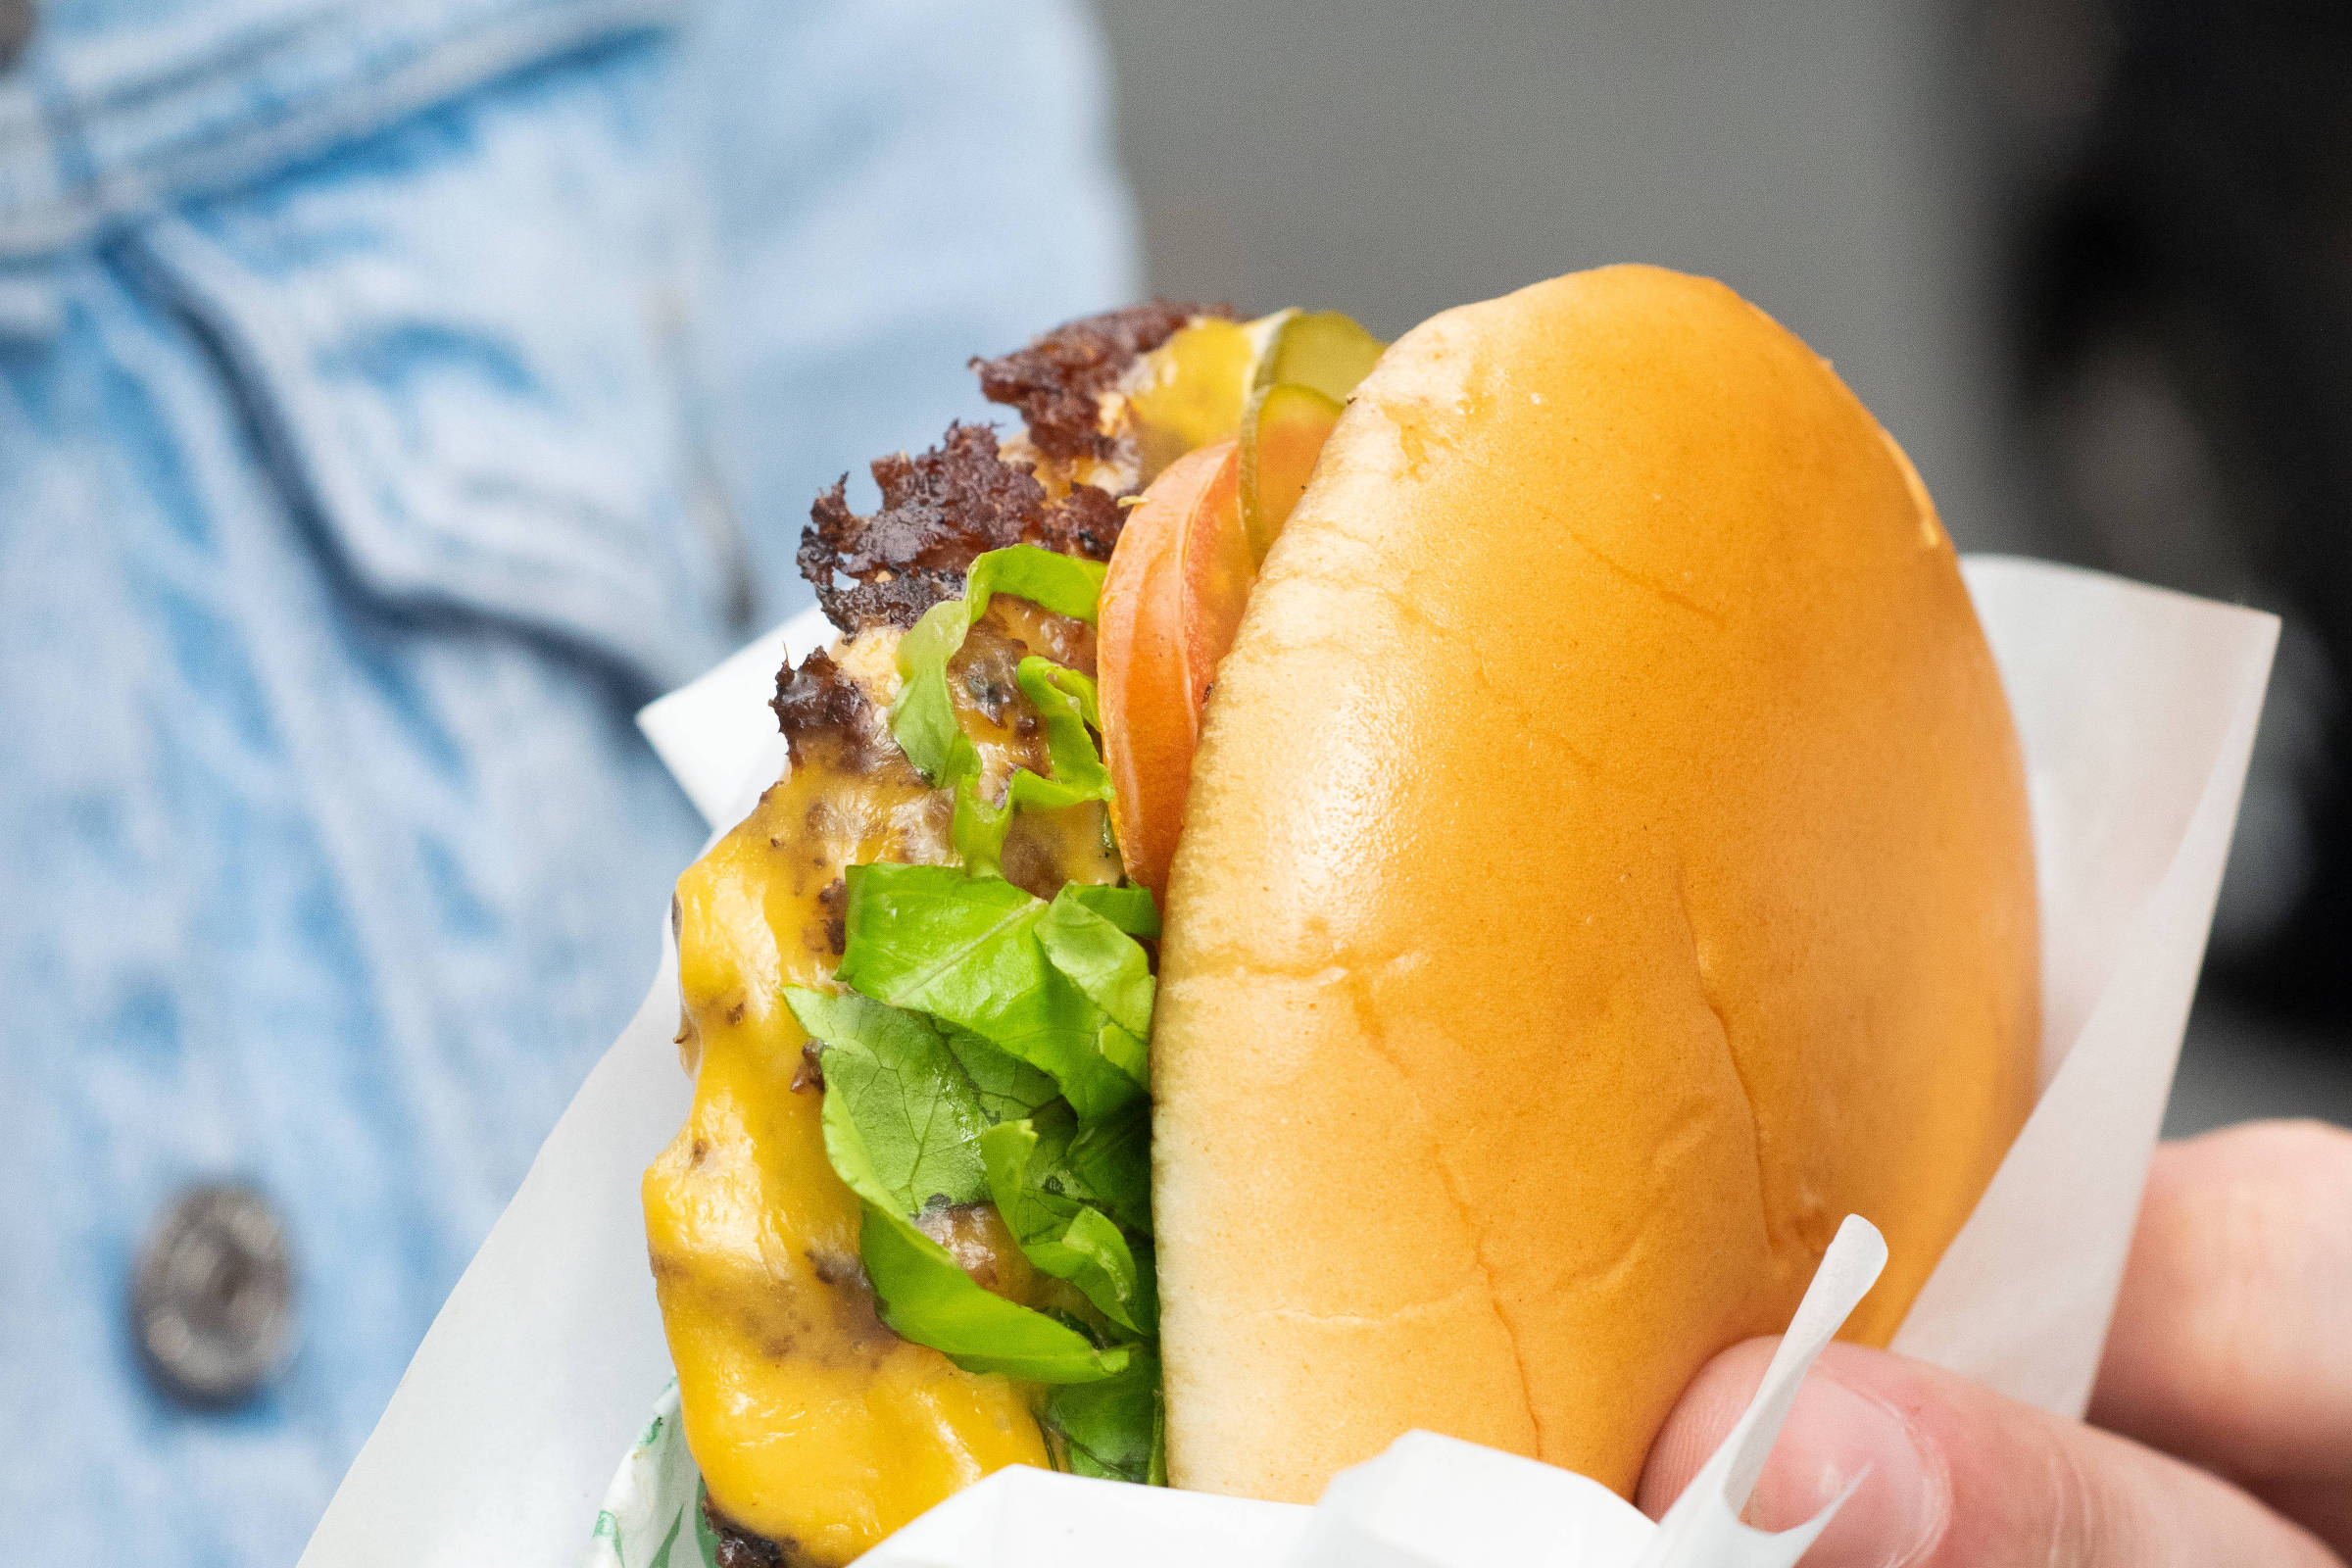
[1150,265,2039,1503]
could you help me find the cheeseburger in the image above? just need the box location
[641,266,2039,1566]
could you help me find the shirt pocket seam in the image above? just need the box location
[122,206,718,695]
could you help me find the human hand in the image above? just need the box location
[1638,1119,2352,1565]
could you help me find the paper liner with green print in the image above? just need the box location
[587,1386,720,1568]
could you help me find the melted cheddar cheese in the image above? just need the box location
[642,606,1116,1564]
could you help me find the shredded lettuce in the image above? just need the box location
[887,547,1117,879]
[947,1029,1060,1123]
[786,986,1127,1384]
[950,658,1114,876]
[801,544,1168,1478]
[1038,887,1155,1038]
[981,1110,1156,1335]
[889,547,1107,786]
[1036,886,1154,1085]
[1058,1100,1153,1238]
[1063,883,1160,938]
[818,1083,1131,1383]
[1046,1352,1164,1485]
[1024,660,1107,781]
[784,990,988,1209]
[838,863,1147,1119]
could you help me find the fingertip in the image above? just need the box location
[1643,1317,2344,1568]
[2099,1118,2352,1494]
[1641,1342,1949,1567]
[2144,1119,2352,1219]
[1637,1337,1779,1519]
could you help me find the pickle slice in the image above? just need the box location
[1258,310,1386,403]
[1129,307,1383,531]
[1239,382,1345,563]
[1236,310,1385,560]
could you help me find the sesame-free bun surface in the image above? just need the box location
[1150,265,2038,1502]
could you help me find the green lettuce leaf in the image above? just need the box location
[1039,885,1155,1039]
[951,770,1100,879]
[1060,1100,1153,1238]
[981,1113,1156,1336]
[1045,1351,1164,1484]
[1063,883,1160,939]
[818,1074,1128,1384]
[889,547,1107,785]
[782,989,989,1210]
[949,657,1115,877]
[1021,659,1108,795]
[946,1029,1060,1123]
[1037,884,1155,1087]
[838,862,1145,1119]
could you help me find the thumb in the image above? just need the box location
[1637,1338,2341,1568]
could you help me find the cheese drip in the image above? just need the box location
[642,602,1116,1564]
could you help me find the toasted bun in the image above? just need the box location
[1150,265,2038,1502]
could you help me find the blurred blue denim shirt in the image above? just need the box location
[0,0,1137,1558]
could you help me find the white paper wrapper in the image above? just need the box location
[297,556,2275,1568]
[582,1222,1887,1568]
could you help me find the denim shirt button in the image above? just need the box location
[131,1184,297,1405]
[0,0,31,70]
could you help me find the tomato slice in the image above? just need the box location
[1097,440,1253,901]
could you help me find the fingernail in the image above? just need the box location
[1745,1372,1946,1568]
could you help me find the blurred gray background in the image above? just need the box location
[1086,0,2352,1137]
